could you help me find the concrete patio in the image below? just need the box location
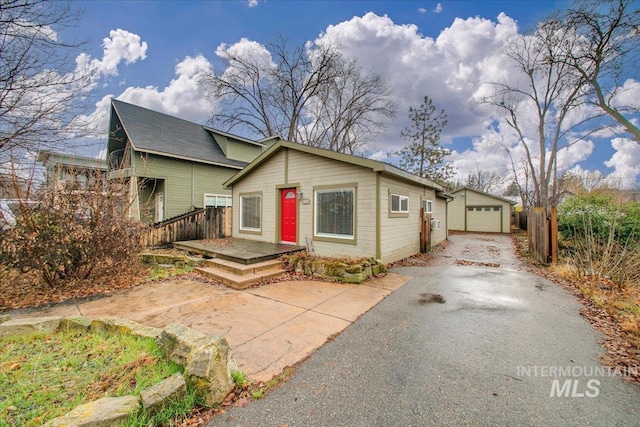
[6,274,410,382]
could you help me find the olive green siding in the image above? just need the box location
[132,153,237,221]
[215,135,263,163]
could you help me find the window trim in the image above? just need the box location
[313,184,357,245]
[239,192,262,235]
[423,199,433,214]
[203,193,232,208]
[389,192,409,218]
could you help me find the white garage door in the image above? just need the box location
[466,206,501,232]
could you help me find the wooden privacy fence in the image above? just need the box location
[527,206,557,265]
[141,207,231,247]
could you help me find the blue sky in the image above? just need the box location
[66,0,639,190]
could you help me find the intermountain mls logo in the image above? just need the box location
[516,365,638,397]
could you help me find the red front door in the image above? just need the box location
[280,188,297,243]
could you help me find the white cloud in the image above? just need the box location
[434,3,443,13]
[418,8,427,14]
[604,137,640,189]
[75,29,148,80]
[79,54,213,141]
[247,0,258,7]
[610,79,640,110]
[216,38,274,71]
[556,138,594,171]
[315,12,519,151]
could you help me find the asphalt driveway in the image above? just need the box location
[207,233,640,426]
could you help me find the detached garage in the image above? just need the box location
[447,187,516,234]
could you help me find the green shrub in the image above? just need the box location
[558,194,639,245]
[557,193,640,288]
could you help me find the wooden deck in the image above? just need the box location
[173,238,305,265]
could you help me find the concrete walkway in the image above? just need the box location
[6,274,410,382]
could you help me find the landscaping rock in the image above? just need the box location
[157,323,210,366]
[139,253,157,264]
[376,259,386,273]
[59,317,92,332]
[185,337,235,406]
[90,317,161,339]
[154,254,176,265]
[0,316,62,338]
[325,262,348,277]
[343,272,366,284]
[43,395,139,427]
[345,264,363,274]
[140,373,187,414]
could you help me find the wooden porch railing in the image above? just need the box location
[141,207,231,248]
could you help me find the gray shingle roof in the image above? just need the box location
[111,99,248,168]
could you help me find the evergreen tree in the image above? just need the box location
[395,96,453,183]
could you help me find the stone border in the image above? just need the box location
[287,255,386,283]
[139,252,204,268]
[0,315,237,427]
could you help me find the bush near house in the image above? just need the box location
[0,176,147,292]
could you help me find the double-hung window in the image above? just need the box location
[240,193,261,232]
[314,187,355,240]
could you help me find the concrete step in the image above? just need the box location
[200,258,283,276]
[194,258,287,290]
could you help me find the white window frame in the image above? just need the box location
[314,187,355,240]
[423,199,433,213]
[204,193,232,208]
[390,194,409,214]
[239,193,262,232]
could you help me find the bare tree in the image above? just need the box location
[560,0,640,143]
[395,95,453,183]
[480,20,594,208]
[300,57,396,154]
[201,36,395,153]
[464,166,504,193]
[0,0,93,198]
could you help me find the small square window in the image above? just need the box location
[422,199,433,213]
[493,207,500,211]
[484,207,491,211]
[391,194,409,214]
[467,207,474,211]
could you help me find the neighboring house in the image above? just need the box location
[223,140,451,264]
[106,99,272,224]
[38,150,107,191]
[447,187,516,233]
